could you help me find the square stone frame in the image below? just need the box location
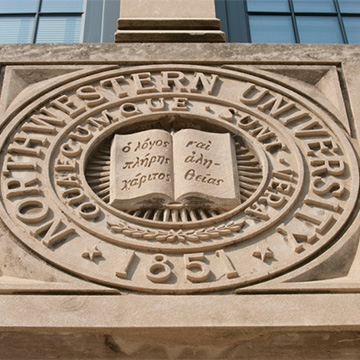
[0,43,360,359]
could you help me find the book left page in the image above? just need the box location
[109,129,174,210]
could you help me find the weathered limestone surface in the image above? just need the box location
[1,295,360,359]
[120,0,217,18]
[116,0,225,42]
[0,43,360,359]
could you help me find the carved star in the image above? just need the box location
[82,246,102,261]
[253,246,274,262]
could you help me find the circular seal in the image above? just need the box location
[0,65,358,293]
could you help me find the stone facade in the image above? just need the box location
[0,42,360,358]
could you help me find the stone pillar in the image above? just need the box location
[115,0,225,42]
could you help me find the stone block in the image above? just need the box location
[0,43,359,358]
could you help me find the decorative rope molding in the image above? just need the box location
[107,220,245,243]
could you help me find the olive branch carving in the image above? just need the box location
[107,220,244,243]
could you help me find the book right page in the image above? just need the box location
[173,129,241,210]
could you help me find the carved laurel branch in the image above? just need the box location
[107,221,245,243]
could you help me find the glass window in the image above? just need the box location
[338,0,360,13]
[247,0,290,12]
[293,0,336,12]
[343,17,360,43]
[249,15,295,43]
[36,16,81,43]
[297,16,344,43]
[0,16,34,43]
[41,0,84,13]
[0,0,38,13]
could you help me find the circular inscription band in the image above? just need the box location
[0,65,358,293]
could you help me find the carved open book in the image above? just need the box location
[110,129,240,211]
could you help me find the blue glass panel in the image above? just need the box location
[0,0,38,13]
[338,0,360,13]
[0,16,34,43]
[343,17,360,43]
[297,16,344,43]
[247,0,290,12]
[249,15,295,43]
[41,0,84,13]
[293,0,336,12]
[36,16,81,43]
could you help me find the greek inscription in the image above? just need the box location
[122,154,171,169]
[184,169,224,186]
[121,172,172,191]
[132,138,171,152]
[184,151,216,169]
[185,140,212,151]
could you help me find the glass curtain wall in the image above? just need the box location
[216,0,360,44]
[0,0,359,44]
[0,0,84,43]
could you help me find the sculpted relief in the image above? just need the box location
[0,65,358,293]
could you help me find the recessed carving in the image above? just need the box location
[0,65,357,294]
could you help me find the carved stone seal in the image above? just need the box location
[0,65,357,293]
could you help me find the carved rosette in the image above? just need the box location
[0,65,358,293]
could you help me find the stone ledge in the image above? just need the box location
[1,294,360,359]
[1,294,359,329]
[115,30,226,43]
[0,44,359,64]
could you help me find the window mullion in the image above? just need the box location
[289,0,300,43]
[334,0,348,43]
[32,0,42,43]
